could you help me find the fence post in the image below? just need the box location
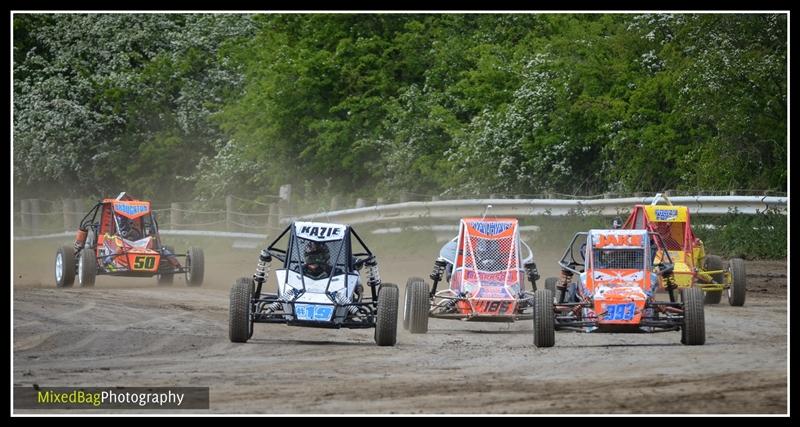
[431,196,440,202]
[226,195,233,231]
[398,192,408,203]
[376,197,385,206]
[330,195,340,211]
[20,199,31,236]
[171,202,182,230]
[355,198,366,208]
[29,199,41,235]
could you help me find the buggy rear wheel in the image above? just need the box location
[533,289,555,348]
[186,247,204,287]
[229,277,253,343]
[77,248,96,287]
[408,279,430,334]
[55,246,76,288]
[681,287,705,345]
[156,245,175,286]
[703,255,724,304]
[375,283,398,346]
[727,258,746,306]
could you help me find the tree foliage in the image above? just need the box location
[13,13,786,201]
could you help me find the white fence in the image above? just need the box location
[13,194,787,240]
[13,229,269,242]
[291,196,788,225]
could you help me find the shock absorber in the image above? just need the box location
[429,258,447,296]
[524,261,540,291]
[252,249,271,299]
[364,257,381,303]
[366,258,381,287]
[265,288,298,313]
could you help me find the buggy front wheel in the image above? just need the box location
[375,283,398,346]
[544,277,558,303]
[77,248,96,287]
[229,277,253,343]
[408,279,430,334]
[186,247,204,287]
[681,287,705,345]
[55,246,76,288]
[533,289,555,347]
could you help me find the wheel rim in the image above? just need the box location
[55,252,63,283]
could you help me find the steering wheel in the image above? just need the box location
[579,242,586,261]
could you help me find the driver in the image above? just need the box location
[303,241,332,279]
[117,215,142,240]
[475,239,504,271]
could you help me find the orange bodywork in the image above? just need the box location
[582,230,653,326]
[452,218,521,317]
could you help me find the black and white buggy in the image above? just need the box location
[228,221,399,346]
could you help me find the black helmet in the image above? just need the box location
[475,239,502,270]
[118,216,134,238]
[304,241,330,276]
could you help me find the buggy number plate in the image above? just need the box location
[605,303,635,321]
[295,304,334,322]
[132,255,156,270]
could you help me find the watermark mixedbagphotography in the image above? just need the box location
[14,387,209,410]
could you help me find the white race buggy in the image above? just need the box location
[228,221,399,346]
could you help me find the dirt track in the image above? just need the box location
[13,241,787,413]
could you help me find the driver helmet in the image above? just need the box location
[304,241,331,277]
[475,239,502,270]
[118,215,135,239]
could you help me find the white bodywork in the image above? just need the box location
[274,269,360,321]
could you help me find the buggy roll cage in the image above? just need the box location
[77,200,163,250]
[265,223,380,302]
[558,231,675,276]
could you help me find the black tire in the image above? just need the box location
[533,289,555,348]
[375,283,398,346]
[728,258,746,306]
[408,280,430,334]
[77,248,96,287]
[156,245,175,286]
[186,247,204,287]
[229,277,253,343]
[403,277,425,331]
[545,277,558,302]
[681,287,705,345]
[55,246,76,288]
[703,255,724,304]
[544,277,557,293]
